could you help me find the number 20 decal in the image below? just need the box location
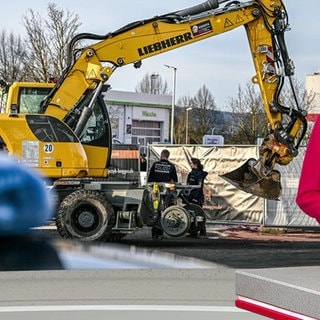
[44,143,54,153]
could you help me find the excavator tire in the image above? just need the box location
[56,189,115,242]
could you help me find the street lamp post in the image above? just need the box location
[165,65,177,144]
[186,107,192,144]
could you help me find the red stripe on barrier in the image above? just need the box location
[235,296,317,320]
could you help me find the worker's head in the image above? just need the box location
[0,155,54,236]
[191,157,203,170]
[160,149,170,160]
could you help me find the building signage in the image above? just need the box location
[203,135,224,145]
[142,111,156,117]
[137,32,193,57]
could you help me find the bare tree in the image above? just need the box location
[0,30,26,83]
[175,86,217,144]
[175,96,195,144]
[189,85,217,144]
[22,3,81,82]
[135,73,170,94]
[279,77,316,144]
[280,77,315,113]
[227,78,314,145]
[229,82,268,145]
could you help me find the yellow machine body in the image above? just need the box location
[0,0,307,198]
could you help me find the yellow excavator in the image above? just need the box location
[0,0,307,241]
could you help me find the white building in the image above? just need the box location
[306,72,320,121]
[104,90,172,154]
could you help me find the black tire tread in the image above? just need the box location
[55,189,115,242]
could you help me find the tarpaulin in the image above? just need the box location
[148,144,319,227]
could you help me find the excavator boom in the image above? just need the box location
[2,0,307,199]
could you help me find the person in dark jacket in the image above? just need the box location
[186,158,208,237]
[140,153,147,172]
[147,149,178,239]
[147,149,178,183]
[186,158,208,207]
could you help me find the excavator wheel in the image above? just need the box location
[160,205,191,237]
[56,189,115,242]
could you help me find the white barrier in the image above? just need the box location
[148,144,318,228]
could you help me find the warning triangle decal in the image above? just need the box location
[236,15,244,24]
[224,18,234,28]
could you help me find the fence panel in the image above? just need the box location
[148,144,319,228]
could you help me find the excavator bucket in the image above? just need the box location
[219,158,281,200]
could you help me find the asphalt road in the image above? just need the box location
[121,226,320,269]
[42,224,320,269]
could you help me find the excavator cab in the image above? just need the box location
[1,82,113,179]
[5,82,55,114]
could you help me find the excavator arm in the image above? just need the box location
[219,1,308,199]
[35,0,308,198]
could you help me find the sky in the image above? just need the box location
[1,0,320,110]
